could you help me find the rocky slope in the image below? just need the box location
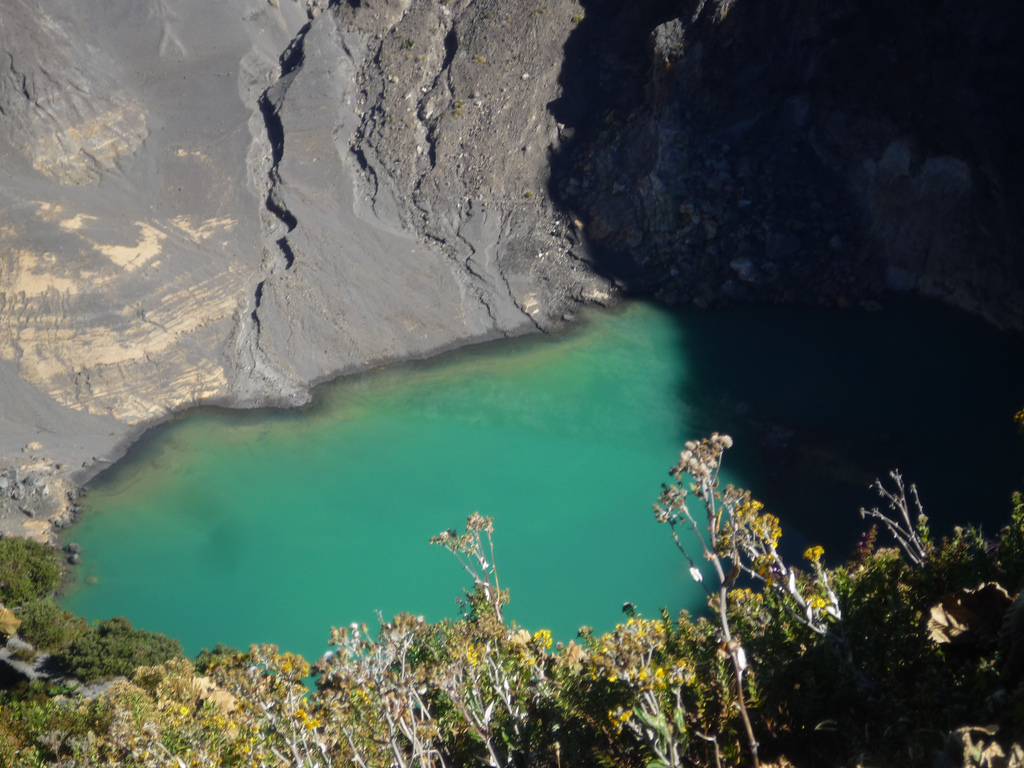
[554,0,1024,322]
[1,0,1021,540]
[0,0,608,539]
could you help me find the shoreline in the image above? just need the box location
[6,284,1022,550]
[0,0,613,544]
[1,296,612,546]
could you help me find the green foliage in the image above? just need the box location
[59,617,184,682]
[15,598,88,653]
[999,492,1024,589]
[0,536,61,607]
[193,642,240,675]
[10,646,36,663]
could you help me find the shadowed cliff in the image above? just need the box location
[551,0,1024,327]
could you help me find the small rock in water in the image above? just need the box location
[68,553,81,565]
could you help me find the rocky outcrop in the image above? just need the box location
[553,0,1024,326]
[229,0,609,398]
[0,0,608,538]
[0,457,79,541]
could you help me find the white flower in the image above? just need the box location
[689,566,703,583]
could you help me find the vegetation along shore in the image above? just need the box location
[0,436,1022,766]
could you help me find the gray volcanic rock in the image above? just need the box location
[0,0,148,185]
[0,0,608,538]
[552,0,1024,326]
[335,0,607,328]
[230,0,612,395]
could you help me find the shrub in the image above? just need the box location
[15,598,88,654]
[59,617,183,682]
[0,537,61,606]
[193,643,240,674]
[999,492,1024,590]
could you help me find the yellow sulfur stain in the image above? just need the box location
[9,251,81,297]
[93,222,167,271]
[58,213,98,232]
[171,215,236,243]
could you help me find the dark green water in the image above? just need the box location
[60,299,1024,663]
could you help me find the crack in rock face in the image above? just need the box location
[338,0,610,331]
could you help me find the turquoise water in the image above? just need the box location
[59,299,1024,662]
[61,303,706,661]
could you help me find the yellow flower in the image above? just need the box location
[803,545,825,564]
[532,629,553,649]
[608,708,632,730]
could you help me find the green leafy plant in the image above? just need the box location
[59,617,184,681]
[15,598,88,653]
[193,643,240,675]
[0,537,61,606]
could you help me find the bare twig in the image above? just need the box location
[860,471,931,568]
